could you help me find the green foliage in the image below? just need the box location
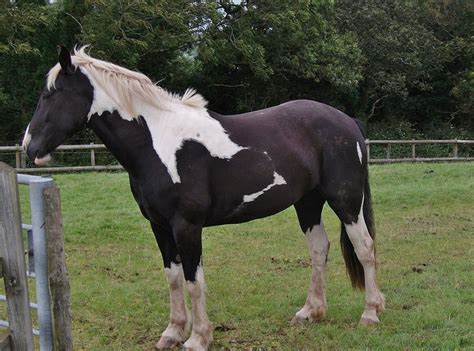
[0,0,472,143]
[0,1,61,142]
[197,0,363,112]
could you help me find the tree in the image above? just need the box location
[195,0,363,113]
[336,0,473,136]
[77,0,208,91]
[0,1,61,143]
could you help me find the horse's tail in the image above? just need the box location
[340,118,375,289]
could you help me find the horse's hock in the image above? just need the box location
[0,162,72,351]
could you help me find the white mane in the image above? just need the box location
[46,46,207,118]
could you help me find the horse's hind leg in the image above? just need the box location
[291,191,329,325]
[343,199,385,325]
[327,186,385,326]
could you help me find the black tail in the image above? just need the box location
[340,173,376,290]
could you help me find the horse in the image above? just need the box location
[23,46,384,350]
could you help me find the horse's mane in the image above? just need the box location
[46,46,207,118]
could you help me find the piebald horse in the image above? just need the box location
[23,47,384,350]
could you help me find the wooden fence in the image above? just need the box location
[0,140,472,172]
[366,139,473,163]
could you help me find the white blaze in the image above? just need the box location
[22,124,31,150]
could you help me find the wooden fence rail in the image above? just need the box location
[366,139,474,163]
[0,140,472,173]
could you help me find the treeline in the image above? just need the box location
[1,0,472,144]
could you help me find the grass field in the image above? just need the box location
[7,162,474,350]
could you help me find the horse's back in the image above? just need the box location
[214,99,364,144]
[213,99,366,178]
[203,100,366,225]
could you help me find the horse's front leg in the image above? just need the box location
[173,216,213,351]
[152,222,190,349]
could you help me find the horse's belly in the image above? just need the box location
[205,153,312,226]
[219,190,298,225]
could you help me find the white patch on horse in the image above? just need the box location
[55,48,245,183]
[34,153,51,166]
[141,106,244,183]
[22,124,31,150]
[158,262,189,346]
[356,142,363,164]
[292,222,329,324]
[184,265,212,350]
[242,171,287,203]
[344,194,385,324]
[81,67,132,120]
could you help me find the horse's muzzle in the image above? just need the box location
[26,142,52,166]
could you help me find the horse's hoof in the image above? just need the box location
[155,336,182,349]
[290,315,306,326]
[359,316,380,326]
[290,313,325,326]
[182,341,206,351]
[291,305,326,326]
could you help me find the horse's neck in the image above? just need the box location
[87,107,244,183]
[87,112,151,173]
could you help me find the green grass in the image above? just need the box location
[4,163,474,350]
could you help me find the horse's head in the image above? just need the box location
[23,46,94,165]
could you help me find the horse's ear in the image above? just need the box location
[58,45,73,73]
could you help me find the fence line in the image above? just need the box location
[0,140,472,173]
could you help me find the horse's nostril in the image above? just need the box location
[26,145,37,162]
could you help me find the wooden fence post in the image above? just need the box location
[14,145,20,170]
[0,162,34,350]
[0,260,9,351]
[44,186,73,351]
[90,143,96,167]
[366,140,370,162]
[20,151,26,169]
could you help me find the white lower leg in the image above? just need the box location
[345,198,384,324]
[183,265,212,350]
[292,222,329,324]
[156,263,189,348]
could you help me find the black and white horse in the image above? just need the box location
[23,47,384,350]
